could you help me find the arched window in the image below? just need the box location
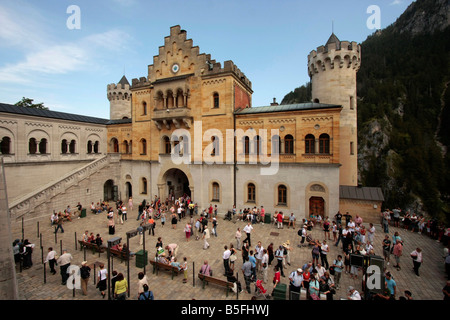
[94,141,99,153]
[39,138,47,154]
[284,134,294,154]
[247,183,256,202]
[163,136,171,154]
[305,134,315,154]
[87,140,93,154]
[29,138,37,154]
[272,135,280,155]
[111,138,119,153]
[213,92,219,108]
[141,177,147,194]
[181,135,189,155]
[61,139,68,154]
[211,136,219,156]
[140,139,147,155]
[0,136,11,154]
[254,135,261,155]
[277,184,287,205]
[319,134,330,154]
[212,182,220,201]
[69,140,76,154]
[142,101,147,115]
[123,140,129,154]
[243,136,250,155]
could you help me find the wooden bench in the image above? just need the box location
[197,273,234,297]
[78,240,104,254]
[110,248,131,263]
[149,260,181,279]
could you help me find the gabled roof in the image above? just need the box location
[234,102,341,115]
[339,185,385,202]
[0,103,109,125]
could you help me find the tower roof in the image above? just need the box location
[118,75,130,87]
[325,33,341,50]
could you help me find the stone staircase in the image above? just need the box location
[8,153,120,221]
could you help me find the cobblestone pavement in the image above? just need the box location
[13,207,448,300]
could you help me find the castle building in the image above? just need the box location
[1,25,383,228]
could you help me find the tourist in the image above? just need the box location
[261,249,269,283]
[347,286,361,300]
[199,260,212,276]
[235,227,242,249]
[255,241,264,271]
[181,257,188,283]
[20,239,35,269]
[114,273,128,300]
[393,240,403,270]
[202,225,210,250]
[223,245,231,275]
[288,268,303,300]
[382,235,391,266]
[139,284,154,300]
[331,255,343,289]
[54,213,64,234]
[242,256,252,294]
[410,247,423,276]
[320,240,330,269]
[57,249,73,285]
[275,245,285,277]
[288,213,296,229]
[184,222,191,242]
[44,247,57,275]
[80,261,91,296]
[243,222,253,247]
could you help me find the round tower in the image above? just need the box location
[307,33,361,186]
[107,75,132,120]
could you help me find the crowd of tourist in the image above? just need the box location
[12,194,450,301]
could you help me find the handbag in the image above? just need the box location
[329,266,335,275]
[230,254,237,262]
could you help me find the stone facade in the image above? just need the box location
[0,25,379,229]
[105,25,363,220]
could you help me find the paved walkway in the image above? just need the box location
[13,207,448,300]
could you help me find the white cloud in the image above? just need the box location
[390,0,403,5]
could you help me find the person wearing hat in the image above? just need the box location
[80,261,91,296]
[347,286,361,300]
[288,268,304,300]
[283,240,292,267]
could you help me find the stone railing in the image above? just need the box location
[8,154,119,218]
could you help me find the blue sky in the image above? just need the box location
[0,0,415,119]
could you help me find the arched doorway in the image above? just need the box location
[104,180,117,201]
[125,182,132,199]
[309,196,325,217]
[162,168,191,199]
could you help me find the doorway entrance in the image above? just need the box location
[162,168,190,199]
[309,196,325,217]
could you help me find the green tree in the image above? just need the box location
[15,97,48,110]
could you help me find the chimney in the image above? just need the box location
[270,98,279,106]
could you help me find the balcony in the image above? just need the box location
[152,107,192,130]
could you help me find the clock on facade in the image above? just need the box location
[171,63,180,73]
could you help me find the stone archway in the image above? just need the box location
[158,166,194,202]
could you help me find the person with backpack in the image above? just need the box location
[80,261,91,296]
[139,284,154,300]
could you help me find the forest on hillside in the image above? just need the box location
[281,19,450,223]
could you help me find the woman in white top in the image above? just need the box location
[410,248,423,276]
[97,264,108,298]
